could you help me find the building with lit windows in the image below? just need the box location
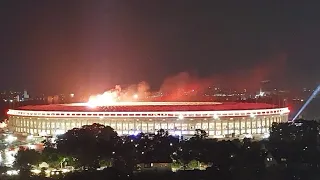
[7,102,289,138]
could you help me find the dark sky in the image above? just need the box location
[0,1,319,95]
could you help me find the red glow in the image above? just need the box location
[17,102,279,112]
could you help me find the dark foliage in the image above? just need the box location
[11,120,320,180]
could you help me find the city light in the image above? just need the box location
[27,143,36,149]
[39,131,47,137]
[244,134,253,139]
[31,169,41,174]
[0,148,17,167]
[0,122,7,128]
[55,129,65,136]
[6,170,19,176]
[5,135,17,143]
[27,135,34,140]
[263,133,270,139]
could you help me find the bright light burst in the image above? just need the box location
[87,91,119,107]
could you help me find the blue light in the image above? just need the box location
[292,85,320,121]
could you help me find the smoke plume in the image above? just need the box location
[157,72,214,101]
[89,53,287,103]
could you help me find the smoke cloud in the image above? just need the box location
[157,72,214,101]
[118,81,151,101]
[89,53,287,102]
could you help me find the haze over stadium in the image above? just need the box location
[86,64,286,107]
[7,71,290,139]
[4,52,292,139]
[86,71,219,108]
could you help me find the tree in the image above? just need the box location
[41,147,76,168]
[54,124,119,169]
[171,160,182,170]
[193,129,208,139]
[39,167,47,177]
[0,166,8,177]
[269,120,320,168]
[156,129,168,137]
[99,159,113,168]
[188,160,199,169]
[14,149,41,169]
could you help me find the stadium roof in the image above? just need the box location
[15,102,278,112]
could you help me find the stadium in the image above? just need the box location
[6,102,290,138]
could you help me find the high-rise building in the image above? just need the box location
[260,80,272,95]
[23,90,29,100]
[15,95,20,102]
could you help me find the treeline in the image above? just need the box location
[4,119,320,180]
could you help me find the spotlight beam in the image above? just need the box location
[292,85,320,121]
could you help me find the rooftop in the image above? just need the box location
[15,102,278,112]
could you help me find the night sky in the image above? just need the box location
[0,1,319,95]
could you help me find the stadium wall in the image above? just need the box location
[7,107,289,138]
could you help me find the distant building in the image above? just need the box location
[46,94,76,104]
[47,96,53,104]
[23,90,29,101]
[53,95,59,104]
[15,95,20,102]
[1,90,23,102]
[261,80,272,94]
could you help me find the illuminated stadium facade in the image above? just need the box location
[7,102,290,138]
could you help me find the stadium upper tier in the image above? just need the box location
[14,102,277,112]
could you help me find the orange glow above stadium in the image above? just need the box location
[86,85,144,107]
[87,91,119,107]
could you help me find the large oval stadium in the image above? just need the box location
[6,102,289,138]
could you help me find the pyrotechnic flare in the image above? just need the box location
[86,81,154,107]
[87,91,118,107]
[87,87,122,107]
